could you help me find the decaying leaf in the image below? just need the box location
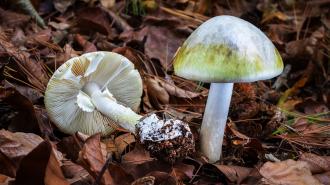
[113,133,135,159]
[14,141,70,185]
[77,134,114,185]
[299,153,330,174]
[201,163,253,184]
[0,129,43,177]
[122,144,154,165]
[260,159,322,185]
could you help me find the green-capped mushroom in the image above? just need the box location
[173,15,284,162]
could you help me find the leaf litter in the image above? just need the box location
[0,0,329,185]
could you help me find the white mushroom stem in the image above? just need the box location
[200,83,233,163]
[83,82,142,133]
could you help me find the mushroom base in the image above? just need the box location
[136,114,195,164]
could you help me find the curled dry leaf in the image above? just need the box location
[299,153,330,174]
[172,162,195,181]
[260,159,322,185]
[113,133,135,159]
[314,171,330,185]
[14,141,70,185]
[108,163,134,185]
[0,85,41,133]
[0,31,48,91]
[122,144,154,165]
[145,76,170,106]
[61,159,90,184]
[77,7,112,35]
[201,163,253,184]
[57,133,85,162]
[0,129,43,177]
[131,176,155,185]
[75,34,97,53]
[77,134,114,185]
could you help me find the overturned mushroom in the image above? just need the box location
[45,51,194,162]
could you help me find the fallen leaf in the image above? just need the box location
[314,171,330,185]
[260,159,322,185]
[77,7,112,35]
[14,141,70,185]
[0,31,49,92]
[61,159,90,184]
[201,163,253,184]
[120,160,171,180]
[0,129,43,177]
[120,20,186,69]
[53,0,76,13]
[77,134,114,185]
[75,34,97,53]
[299,153,330,174]
[145,76,170,107]
[113,133,135,159]
[131,176,155,185]
[122,144,154,165]
[108,163,134,185]
[172,162,195,181]
[148,171,177,185]
[0,8,30,28]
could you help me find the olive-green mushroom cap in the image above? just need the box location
[173,15,283,83]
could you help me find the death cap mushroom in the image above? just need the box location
[174,15,283,83]
[45,51,143,135]
[173,15,284,162]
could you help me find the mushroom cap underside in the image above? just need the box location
[44,51,143,135]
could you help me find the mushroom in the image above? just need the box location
[45,51,143,135]
[173,15,284,162]
[45,51,195,162]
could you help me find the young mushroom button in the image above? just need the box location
[173,15,284,163]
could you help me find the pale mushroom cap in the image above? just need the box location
[173,15,284,83]
[45,51,143,135]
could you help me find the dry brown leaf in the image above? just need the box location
[100,0,115,9]
[0,32,48,92]
[201,163,253,184]
[260,159,322,185]
[77,134,114,185]
[145,76,170,107]
[108,163,134,185]
[61,160,90,184]
[0,129,43,177]
[131,176,155,185]
[0,8,30,28]
[75,34,97,53]
[113,133,135,159]
[14,141,70,185]
[314,171,330,185]
[0,84,44,133]
[172,163,195,181]
[299,153,330,174]
[120,22,186,69]
[122,144,154,165]
[53,0,76,13]
[77,7,112,35]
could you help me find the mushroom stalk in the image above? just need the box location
[83,82,142,133]
[200,83,233,163]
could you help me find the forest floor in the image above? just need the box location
[0,0,329,185]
